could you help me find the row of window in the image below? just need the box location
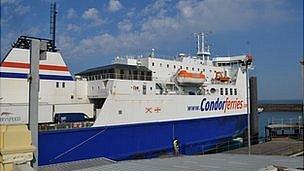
[220,88,237,95]
[151,62,212,72]
[56,82,65,88]
[218,62,239,67]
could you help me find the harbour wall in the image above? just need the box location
[258,104,302,112]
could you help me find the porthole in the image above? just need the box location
[210,88,216,94]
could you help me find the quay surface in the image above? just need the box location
[225,138,303,156]
[40,153,303,171]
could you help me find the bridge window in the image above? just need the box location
[56,82,59,88]
[62,82,65,88]
[225,88,228,95]
[152,62,155,66]
[220,88,223,95]
[234,88,237,95]
[230,88,233,95]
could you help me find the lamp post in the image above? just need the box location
[301,57,304,137]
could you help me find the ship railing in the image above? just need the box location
[39,121,94,131]
[267,118,303,125]
[185,133,303,156]
[265,117,303,141]
[87,73,152,81]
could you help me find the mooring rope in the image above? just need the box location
[49,127,108,162]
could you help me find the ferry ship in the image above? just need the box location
[0,33,253,166]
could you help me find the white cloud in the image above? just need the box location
[141,0,169,17]
[61,0,297,59]
[67,8,77,19]
[108,0,122,12]
[82,8,103,26]
[126,9,135,18]
[58,35,75,53]
[66,24,81,32]
[83,8,99,20]
[118,20,132,32]
[0,0,17,5]
[1,0,30,16]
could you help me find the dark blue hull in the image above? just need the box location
[38,114,247,166]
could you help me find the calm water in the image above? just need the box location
[258,111,303,138]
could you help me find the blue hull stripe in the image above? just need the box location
[38,114,247,166]
[0,72,73,81]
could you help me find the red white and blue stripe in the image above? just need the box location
[0,61,73,81]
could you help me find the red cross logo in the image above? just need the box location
[145,107,152,113]
[154,107,161,113]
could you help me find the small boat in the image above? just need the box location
[215,72,230,82]
[176,70,205,84]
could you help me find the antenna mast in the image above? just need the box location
[50,2,57,49]
[194,32,211,60]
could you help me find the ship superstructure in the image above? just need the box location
[0,33,253,166]
[75,33,252,127]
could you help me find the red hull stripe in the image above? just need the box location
[0,61,69,71]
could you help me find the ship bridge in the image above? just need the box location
[76,64,152,81]
[76,64,154,109]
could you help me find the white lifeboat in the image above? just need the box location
[176,70,205,84]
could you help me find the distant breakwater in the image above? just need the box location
[258,104,303,112]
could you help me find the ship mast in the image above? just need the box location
[194,32,211,61]
[50,2,57,50]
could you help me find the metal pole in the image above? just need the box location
[29,39,40,169]
[301,57,304,140]
[246,65,251,155]
[301,57,304,122]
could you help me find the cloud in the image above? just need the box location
[1,0,30,16]
[117,20,132,32]
[82,8,99,20]
[0,0,17,5]
[66,24,81,32]
[67,8,77,19]
[57,0,298,60]
[108,0,122,12]
[141,0,169,17]
[82,8,103,26]
[58,35,76,56]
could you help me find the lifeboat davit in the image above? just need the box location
[215,72,230,82]
[176,70,205,84]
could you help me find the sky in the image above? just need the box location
[1,0,303,100]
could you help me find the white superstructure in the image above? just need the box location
[75,33,253,127]
[0,36,94,124]
[0,33,253,127]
